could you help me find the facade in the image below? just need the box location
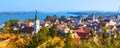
[34,10,40,34]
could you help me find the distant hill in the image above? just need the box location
[67,11,119,15]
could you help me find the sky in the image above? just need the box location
[0,0,120,12]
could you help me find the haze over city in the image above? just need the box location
[0,0,120,12]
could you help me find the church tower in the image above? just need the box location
[92,13,95,21]
[34,10,40,34]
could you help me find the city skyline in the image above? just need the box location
[0,0,120,12]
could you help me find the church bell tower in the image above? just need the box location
[34,10,40,34]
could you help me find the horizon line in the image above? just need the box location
[0,10,119,13]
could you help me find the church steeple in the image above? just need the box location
[35,10,39,20]
[34,9,40,34]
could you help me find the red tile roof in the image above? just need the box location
[74,29,90,39]
[74,30,90,33]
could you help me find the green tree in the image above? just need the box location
[5,19,19,27]
[3,26,10,33]
[98,16,104,20]
[61,16,66,20]
[45,15,58,22]
[10,29,21,34]
[49,25,58,38]
[25,27,50,48]
[90,29,95,37]
[101,23,108,39]
[64,32,74,48]
[25,18,34,22]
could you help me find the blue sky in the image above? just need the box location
[0,0,120,12]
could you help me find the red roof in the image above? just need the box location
[74,29,90,39]
[76,32,89,39]
[74,30,90,33]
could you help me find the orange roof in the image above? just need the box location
[22,22,30,25]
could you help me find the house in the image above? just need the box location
[44,21,51,27]
[16,21,34,27]
[57,25,70,37]
[11,26,18,30]
[106,20,116,26]
[21,27,34,34]
[71,30,80,38]
[74,29,90,39]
